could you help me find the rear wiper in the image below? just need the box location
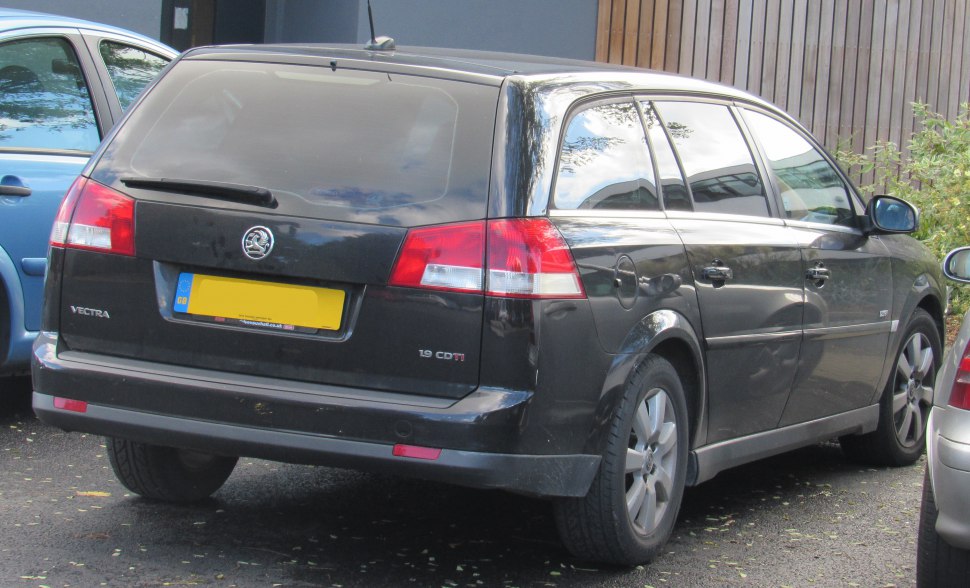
[120,177,277,208]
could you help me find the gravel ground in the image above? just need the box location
[0,377,923,587]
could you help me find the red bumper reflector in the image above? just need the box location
[53,397,88,413]
[392,444,442,460]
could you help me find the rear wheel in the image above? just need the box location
[553,355,689,565]
[107,437,237,502]
[840,308,940,465]
[917,467,970,587]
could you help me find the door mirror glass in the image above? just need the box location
[867,195,917,233]
[944,247,970,283]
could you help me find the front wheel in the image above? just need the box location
[840,308,940,466]
[107,437,237,503]
[554,354,689,565]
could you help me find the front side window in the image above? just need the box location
[554,101,658,211]
[99,41,170,111]
[654,101,769,217]
[742,110,855,227]
[0,37,99,151]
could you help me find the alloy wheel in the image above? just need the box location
[893,332,934,448]
[625,387,678,534]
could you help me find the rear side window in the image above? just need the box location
[554,101,658,211]
[0,37,99,152]
[640,102,690,211]
[741,110,855,227]
[98,41,170,111]
[654,101,769,217]
[92,60,498,227]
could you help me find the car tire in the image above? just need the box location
[553,354,689,565]
[107,437,237,503]
[917,467,970,587]
[840,308,940,466]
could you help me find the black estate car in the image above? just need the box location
[33,44,944,565]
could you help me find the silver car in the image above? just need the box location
[919,246,970,586]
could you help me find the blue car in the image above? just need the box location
[0,9,175,380]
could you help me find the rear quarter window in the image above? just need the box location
[553,100,659,212]
[91,60,498,227]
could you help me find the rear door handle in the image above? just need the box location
[0,175,31,197]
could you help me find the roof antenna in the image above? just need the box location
[364,0,396,51]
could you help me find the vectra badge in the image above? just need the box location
[242,226,274,260]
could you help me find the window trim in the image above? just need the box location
[637,99,693,213]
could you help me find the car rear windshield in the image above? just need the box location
[91,59,499,226]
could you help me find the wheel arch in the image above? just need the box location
[871,279,946,406]
[0,245,27,372]
[585,309,708,457]
[917,292,945,344]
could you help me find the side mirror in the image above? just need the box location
[865,195,918,234]
[943,247,970,283]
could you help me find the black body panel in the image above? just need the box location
[58,249,483,398]
[135,201,407,285]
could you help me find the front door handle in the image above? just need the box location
[806,263,831,286]
[702,260,733,287]
[0,175,31,197]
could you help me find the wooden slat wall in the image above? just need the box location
[596,0,970,162]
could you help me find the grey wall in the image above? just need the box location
[3,0,163,40]
[264,0,359,44]
[267,0,597,60]
[355,0,597,59]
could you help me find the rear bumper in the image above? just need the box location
[32,334,600,497]
[928,406,970,550]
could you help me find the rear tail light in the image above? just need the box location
[50,177,135,257]
[949,342,970,410]
[486,219,585,298]
[388,221,485,292]
[388,218,585,299]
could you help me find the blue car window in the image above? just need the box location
[98,41,169,111]
[0,37,100,152]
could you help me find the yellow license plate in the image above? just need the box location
[173,273,344,331]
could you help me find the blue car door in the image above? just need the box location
[0,31,103,334]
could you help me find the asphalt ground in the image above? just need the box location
[1,376,922,588]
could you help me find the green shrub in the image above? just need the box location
[836,102,970,316]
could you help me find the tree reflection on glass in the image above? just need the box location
[654,101,769,217]
[0,37,99,151]
[99,41,169,111]
[555,102,658,211]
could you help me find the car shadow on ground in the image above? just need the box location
[82,440,889,586]
[2,395,914,586]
